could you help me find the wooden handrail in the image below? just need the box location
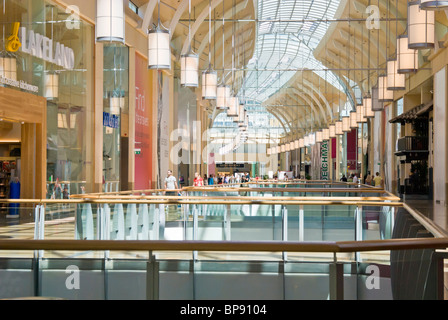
[0,198,403,206]
[0,238,447,253]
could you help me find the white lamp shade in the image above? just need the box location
[96,0,125,43]
[322,129,330,141]
[304,136,310,146]
[309,133,316,145]
[238,105,246,125]
[148,28,171,70]
[329,125,336,138]
[294,140,300,149]
[281,144,286,153]
[202,70,217,99]
[285,143,291,152]
[0,56,17,81]
[217,85,230,110]
[299,138,305,148]
[180,53,199,87]
[397,35,418,73]
[378,75,394,102]
[45,73,59,99]
[316,131,323,143]
[267,148,271,156]
[342,116,350,132]
[408,0,435,49]
[363,96,374,118]
[357,105,367,123]
[335,121,343,135]
[227,96,239,117]
[420,0,448,10]
[387,60,406,91]
[110,96,125,115]
[290,141,295,151]
[350,111,358,128]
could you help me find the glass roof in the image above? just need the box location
[242,0,348,104]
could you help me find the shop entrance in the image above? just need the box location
[0,86,47,203]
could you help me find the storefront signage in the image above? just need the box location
[321,140,329,180]
[0,76,38,93]
[103,112,119,129]
[216,163,245,168]
[17,26,75,70]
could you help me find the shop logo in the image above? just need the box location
[66,5,81,30]
[6,22,22,52]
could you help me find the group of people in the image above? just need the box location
[340,171,383,188]
[194,172,251,187]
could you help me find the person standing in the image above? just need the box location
[193,172,204,187]
[165,170,179,220]
[374,172,383,188]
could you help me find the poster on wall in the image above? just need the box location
[134,54,152,190]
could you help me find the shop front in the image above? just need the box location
[0,0,94,206]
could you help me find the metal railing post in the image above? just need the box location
[330,257,344,300]
[146,251,159,300]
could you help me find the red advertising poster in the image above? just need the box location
[135,54,152,190]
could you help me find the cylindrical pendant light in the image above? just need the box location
[294,139,300,150]
[322,128,330,141]
[0,54,17,81]
[304,135,310,147]
[45,72,59,99]
[363,95,374,119]
[350,111,358,129]
[371,86,384,112]
[329,124,336,138]
[227,96,239,117]
[357,105,367,123]
[299,138,305,148]
[180,52,199,87]
[217,85,230,110]
[335,121,343,135]
[148,26,171,70]
[342,116,351,132]
[315,131,323,143]
[408,0,435,49]
[96,0,125,43]
[237,104,246,125]
[267,148,271,156]
[110,94,124,115]
[202,69,217,100]
[397,35,418,73]
[378,75,394,102]
[281,144,286,153]
[420,0,448,9]
[387,60,406,91]
[309,133,316,146]
[285,143,291,152]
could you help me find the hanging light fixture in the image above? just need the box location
[217,85,230,110]
[322,129,330,141]
[44,72,59,100]
[357,104,367,123]
[181,0,199,87]
[294,139,300,150]
[342,116,351,132]
[363,94,374,119]
[309,133,316,146]
[237,104,246,126]
[315,131,323,143]
[350,110,358,129]
[96,0,125,43]
[148,0,171,69]
[202,0,217,99]
[285,142,291,152]
[420,0,448,9]
[397,35,418,73]
[408,0,435,49]
[335,121,343,135]
[281,144,286,153]
[329,124,336,138]
[0,53,17,81]
[371,86,384,112]
[299,138,305,148]
[227,96,239,117]
[378,75,394,102]
[387,59,406,91]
